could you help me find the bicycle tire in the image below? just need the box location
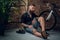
[40,10,56,31]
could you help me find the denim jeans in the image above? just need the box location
[24,19,41,34]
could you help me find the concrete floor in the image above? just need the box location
[0,29,60,40]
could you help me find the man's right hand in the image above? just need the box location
[28,25,33,28]
[21,23,33,28]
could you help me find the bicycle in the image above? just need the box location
[40,3,60,31]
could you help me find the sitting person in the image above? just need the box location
[16,4,48,39]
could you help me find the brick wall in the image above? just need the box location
[29,0,60,29]
[6,0,60,29]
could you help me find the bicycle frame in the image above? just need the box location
[46,10,53,21]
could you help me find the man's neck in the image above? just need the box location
[27,11,32,18]
[28,11,34,14]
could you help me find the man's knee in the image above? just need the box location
[38,16,45,22]
[32,29,37,33]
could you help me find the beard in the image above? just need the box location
[29,10,35,13]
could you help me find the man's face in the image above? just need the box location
[29,5,36,12]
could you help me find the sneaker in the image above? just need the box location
[41,31,47,39]
[16,30,25,34]
[46,32,49,36]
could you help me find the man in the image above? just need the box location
[17,4,48,39]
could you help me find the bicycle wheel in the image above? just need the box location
[40,10,56,31]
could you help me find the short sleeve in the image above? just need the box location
[20,14,25,23]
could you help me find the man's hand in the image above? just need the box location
[32,18,36,24]
[28,25,33,28]
[21,23,33,28]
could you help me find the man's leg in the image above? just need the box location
[38,16,46,32]
[32,29,42,37]
[25,27,42,38]
[38,16,47,39]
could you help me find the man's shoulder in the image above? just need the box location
[24,12,28,14]
[21,12,28,17]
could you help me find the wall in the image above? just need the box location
[29,0,60,29]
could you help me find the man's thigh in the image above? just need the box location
[33,20,40,29]
[25,20,40,34]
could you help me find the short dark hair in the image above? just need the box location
[28,4,36,6]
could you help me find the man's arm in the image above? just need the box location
[21,23,33,28]
[21,23,29,27]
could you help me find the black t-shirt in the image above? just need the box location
[21,12,38,25]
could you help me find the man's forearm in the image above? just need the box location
[21,23,29,27]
